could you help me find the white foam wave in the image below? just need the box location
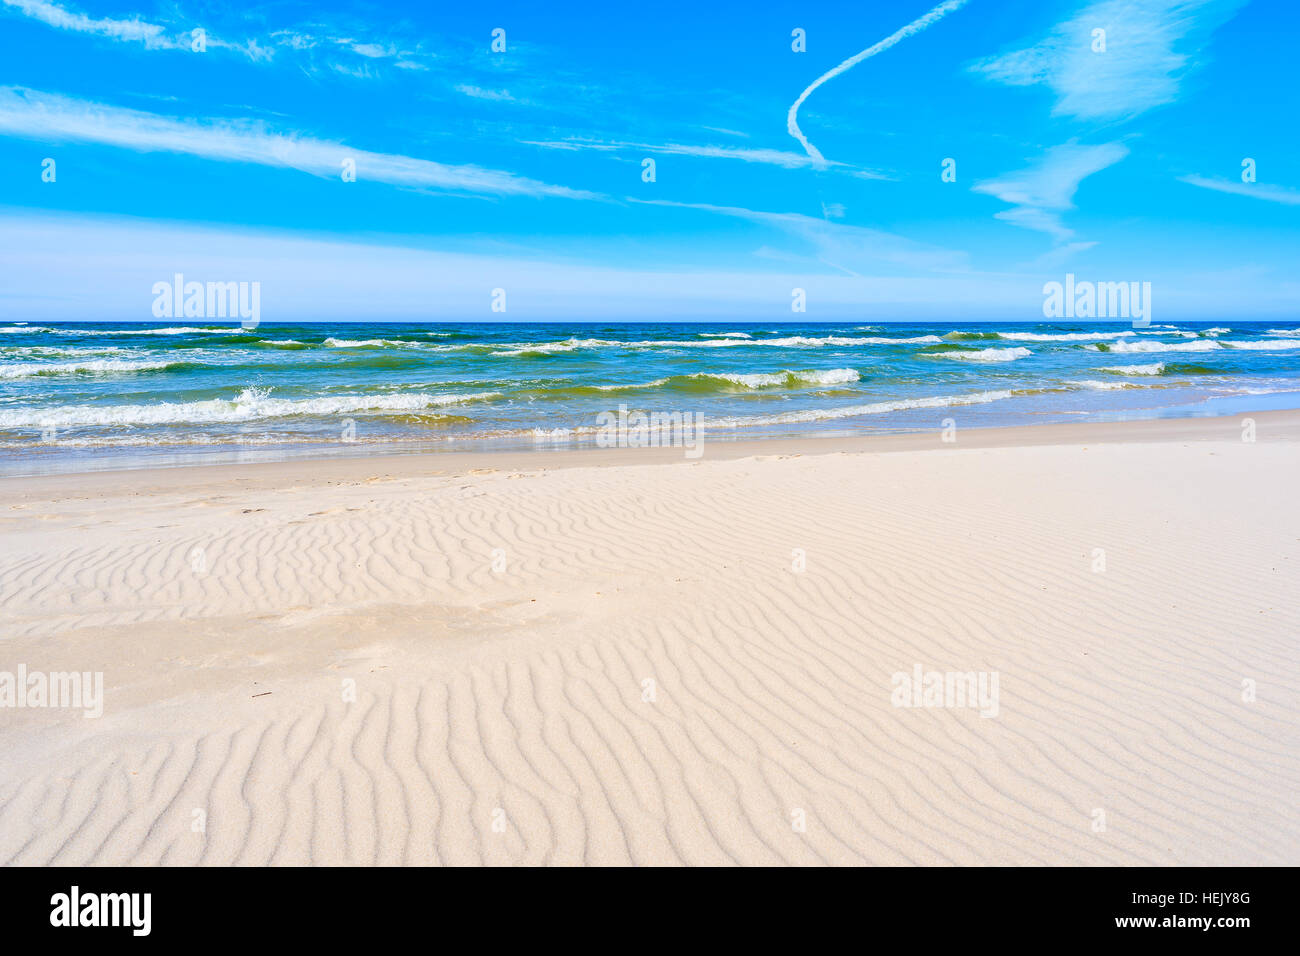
[698,368,861,388]
[1100,339,1222,353]
[1220,339,1300,350]
[705,389,1015,428]
[844,335,944,345]
[784,368,860,386]
[590,378,669,391]
[481,334,941,355]
[323,337,413,348]
[1098,363,1165,375]
[0,359,177,378]
[489,339,604,356]
[13,326,248,337]
[0,387,499,428]
[558,389,1014,433]
[932,347,1032,362]
[574,368,864,391]
[0,345,133,357]
[997,331,1135,342]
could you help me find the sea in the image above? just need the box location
[3,319,1299,475]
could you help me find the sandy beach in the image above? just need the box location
[1,411,1297,866]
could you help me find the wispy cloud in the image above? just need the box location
[973,142,1129,242]
[1026,240,1099,270]
[630,198,967,273]
[969,0,1246,121]
[330,61,378,80]
[2,211,1023,320]
[2,0,172,47]
[787,0,970,162]
[698,126,750,139]
[457,85,517,102]
[1178,175,1300,206]
[0,86,597,200]
[348,41,396,59]
[2,1,432,69]
[523,137,891,177]
[314,35,433,72]
[2,0,272,59]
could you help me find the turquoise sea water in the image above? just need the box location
[2,320,1299,474]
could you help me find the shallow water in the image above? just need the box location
[2,319,1298,474]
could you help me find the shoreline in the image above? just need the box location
[3,405,1297,495]
[5,314,1299,482]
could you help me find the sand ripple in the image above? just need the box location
[1,431,1297,864]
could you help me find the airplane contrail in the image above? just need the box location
[787,0,972,163]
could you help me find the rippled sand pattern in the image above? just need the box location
[1,426,1297,865]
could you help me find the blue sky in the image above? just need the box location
[0,0,1296,321]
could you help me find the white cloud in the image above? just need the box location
[330,61,377,80]
[970,0,1246,121]
[269,29,318,51]
[973,142,1129,241]
[2,0,272,60]
[1,0,174,47]
[698,126,750,139]
[348,41,395,59]
[1,1,432,69]
[1179,175,1300,206]
[1025,241,1099,270]
[788,0,971,162]
[457,85,516,102]
[523,137,890,177]
[629,198,968,273]
[0,86,598,200]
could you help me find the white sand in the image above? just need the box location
[1,412,1297,865]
